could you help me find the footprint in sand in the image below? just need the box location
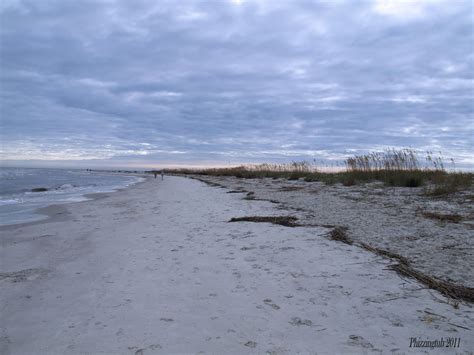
[347,335,374,349]
[133,344,162,355]
[240,246,256,251]
[289,317,312,326]
[160,318,174,322]
[0,268,49,283]
[244,341,257,348]
[263,299,280,310]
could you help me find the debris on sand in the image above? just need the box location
[390,263,474,303]
[327,227,352,245]
[229,216,299,227]
[278,186,305,192]
[359,242,410,265]
[422,211,463,223]
[243,192,256,200]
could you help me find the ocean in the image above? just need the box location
[0,168,145,226]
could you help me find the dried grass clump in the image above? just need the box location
[422,212,463,223]
[327,227,352,245]
[278,186,305,192]
[229,216,299,227]
[390,263,474,303]
[359,242,410,265]
[243,192,256,200]
[358,241,473,303]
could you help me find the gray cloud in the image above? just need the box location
[0,0,472,168]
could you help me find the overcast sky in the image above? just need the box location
[0,0,472,169]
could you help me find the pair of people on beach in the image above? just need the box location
[153,171,164,180]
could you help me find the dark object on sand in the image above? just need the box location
[31,187,48,192]
[327,227,352,245]
[390,263,474,303]
[422,211,463,223]
[229,216,299,227]
[359,242,409,265]
[358,241,473,302]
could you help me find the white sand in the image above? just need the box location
[192,175,474,288]
[0,176,473,354]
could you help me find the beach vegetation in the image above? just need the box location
[168,149,472,194]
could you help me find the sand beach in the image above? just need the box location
[1,176,473,354]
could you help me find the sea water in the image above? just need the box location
[0,168,145,226]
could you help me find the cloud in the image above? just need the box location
[373,0,432,20]
[0,0,472,168]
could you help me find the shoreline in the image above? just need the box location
[0,174,150,231]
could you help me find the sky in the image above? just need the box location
[0,0,473,169]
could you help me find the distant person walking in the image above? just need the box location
[161,170,164,180]
[154,172,157,179]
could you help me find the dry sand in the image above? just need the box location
[0,176,473,354]
[193,175,474,288]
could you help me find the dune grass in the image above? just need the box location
[167,149,472,193]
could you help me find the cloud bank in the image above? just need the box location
[1,0,472,168]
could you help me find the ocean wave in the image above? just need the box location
[57,183,75,190]
[0,198,19,205]
[0,169,145,226]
